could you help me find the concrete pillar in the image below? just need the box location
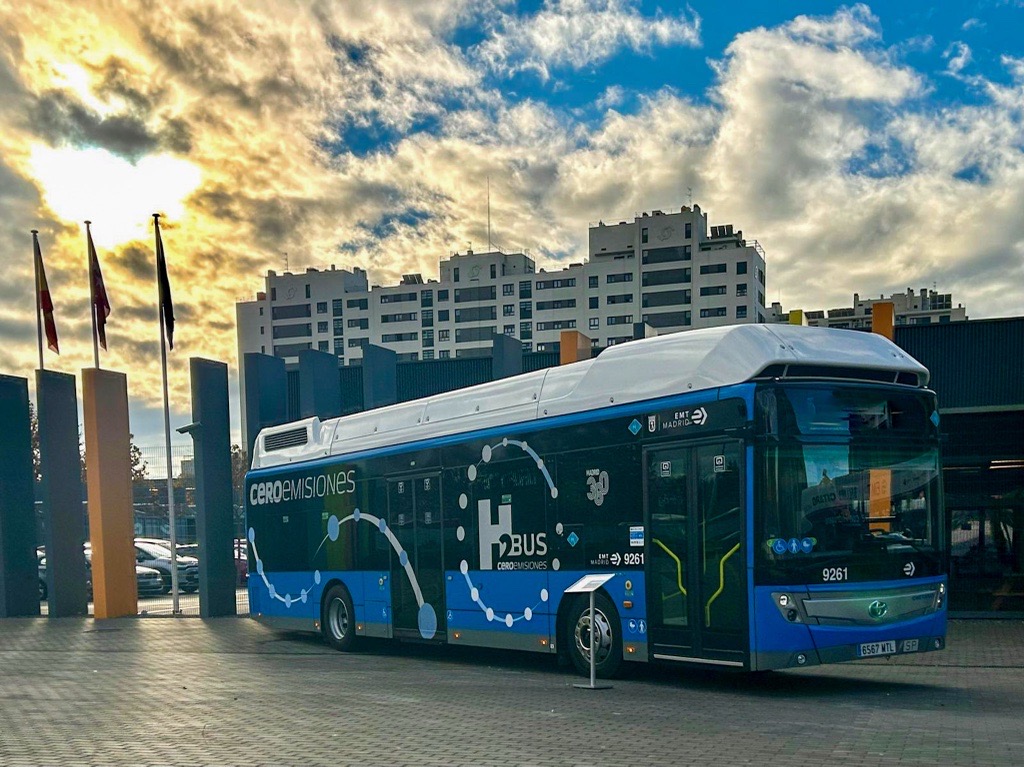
[872,302,895,340]
[631,322,657,341]
[37,370,88,616]
[298,349,342,420]
[82,368,137,619]
[491,333,524,379]
[559,330,593,365]
[187,359,236,617]
[0,375,40,617]
[242,352,288,460]
[362,345,397,410]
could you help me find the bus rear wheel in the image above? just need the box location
[567,592,621,678]
[322,583,357,652]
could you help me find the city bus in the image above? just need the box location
[246,324,947,676]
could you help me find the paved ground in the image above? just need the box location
[0,618,1022,766]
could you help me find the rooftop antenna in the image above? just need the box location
[687,186,693,207]
[487,176,492,252]
[282,251,289,271]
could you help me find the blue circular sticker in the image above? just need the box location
[801,537,815,553]
[788,538,801,554]
[772,538,788,555]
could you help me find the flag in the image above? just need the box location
[86,223,111,350]
[33,232,59,354]
[154,216,175,349]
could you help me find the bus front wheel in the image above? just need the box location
[567,592,621,678]
[322,583,357,652]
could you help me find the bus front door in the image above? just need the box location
[388,474,446,641]
[645,441,747,668]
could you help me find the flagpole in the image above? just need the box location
[32,230,44,371]
[154,214,179,613]
[85,221,99,369]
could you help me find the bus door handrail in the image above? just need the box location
[705,542,741,627]
[652,538,687,598]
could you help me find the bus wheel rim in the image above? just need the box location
[328,597,349,640]
[574,608,612,664]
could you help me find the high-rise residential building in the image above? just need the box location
[235,203,768,365]
[771,287,968,330]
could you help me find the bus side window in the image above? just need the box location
[355,479,390,571]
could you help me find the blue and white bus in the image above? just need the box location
[246,324,947,676]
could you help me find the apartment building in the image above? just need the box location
[235,204,768,365]
[771,287,968,330]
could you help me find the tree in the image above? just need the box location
[79,433,147,486]
[29,401,41,483]
[231,444,248,505]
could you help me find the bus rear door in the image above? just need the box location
[388,474,446,640]
[645,441,747,668]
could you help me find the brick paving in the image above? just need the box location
[0,618,1021,766]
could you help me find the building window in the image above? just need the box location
[589,297,599,309]
[316,301,328,314]
[503,283,514,296]
[503,304,515,316]
[380,292,417,304]
[939,314,951,323]
[642,289,691,308]
[685,222,692,239]
[641,227,649,244]
[642,245,690,265]
[736,306,748,319]
[347,337,369,348]
[536,320,576,331]
[520,301,532,319]
[318,321,328,333]
[271,304,311,320]
[699,285,727,297]
[607,315,633,325]
[607,273,633,283]
[333,319,345,335]
[271,287,276,300]
[758,291,765,307]
[439,350,450,359]
[272,323,311,339]
[421,290,433,307]
[438,289,449,301]
[423,329,434,347]
[381,312,417,323]
[490,264,496,279]
[737,284,747,297]
[259,327,264,335]
[607,294,633,305]
[259,307,264,316]
[318,340,329,352]
[536,278,576,290]
[700,263,727,275]
[421,309,434,327]
[438,309,450,322]
[455,286,496,303]
[737,262,748,275]
[519,322,533,340]
[589,317,599,329]
[305,285,311,299]
[333,338,344,355]
[423,350,434,360]
[504,324,515,335]
[382,332,418,343]
[641,268,690,287]
[588,276,599,288]
[439,329,450,341]
[455,326,496,343]
[536,299,576,311]
[519,281,532,298]
[454,306,497,322]
[347,318,368,330]
[700,307,728,318]
[332,299,343,316]
[347,298,368,310]
[453,267,460,282]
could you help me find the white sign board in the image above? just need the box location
[564,573,616,594]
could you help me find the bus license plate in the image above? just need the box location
[858,640,897,657]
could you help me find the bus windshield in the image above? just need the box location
[755,385,945,585]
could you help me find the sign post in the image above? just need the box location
[565,573,616,690]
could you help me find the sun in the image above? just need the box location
[28,146,202,248]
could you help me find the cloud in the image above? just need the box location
[944,41,972,75]
[474,0,701,81]
[961,18,985,31]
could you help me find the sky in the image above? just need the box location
[0,0,1022,455]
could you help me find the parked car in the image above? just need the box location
[135,564,165,597]
[37,546,93,601]
[134,540,199,594]
[177,540,249,586]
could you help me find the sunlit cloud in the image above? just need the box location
[28,147,201,248]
